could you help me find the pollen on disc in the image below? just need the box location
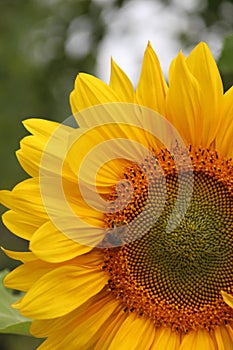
[102,147,233,333]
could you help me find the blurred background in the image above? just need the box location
[0,0,232,348]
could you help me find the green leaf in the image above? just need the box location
[0,270,32,336]
[218,34,233,90]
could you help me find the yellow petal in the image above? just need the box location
[214,324,233,350]
[0,178,47,219]
[94,311,127,350]
[13,176,102,232]
[67,106,164,196]
[73,101,174,153]
[67,123,151,199]
[108,314,155,350]
[166,51,202,146]
[38,294,119,350]
[4,259,58,292]
[110,58,135,102]
[74,248,105,268]
[216,86,233,159]
[17,119,72,177]
[70,73,120,114]
[30,220,96,263]
[221,290,233,308]
[2,249,36,263]
[19,265,108,319]
[150,327,181,349]
[31,288,107,337]
[35,175,105,244]
[2,211,40,240]
[186,42,224,146]
[179,329,215,350]
[17,136,48,178]
[22,118,60,137]
[136,42,168,115]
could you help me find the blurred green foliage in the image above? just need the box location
[218,34,233,90]
[0,270,31,336]
[0,0,232,349]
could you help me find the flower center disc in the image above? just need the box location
[103,147,233,332]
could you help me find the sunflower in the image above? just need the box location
[1,41,233,349]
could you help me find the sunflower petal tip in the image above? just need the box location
[190,41,213,59]
[197,41,208,49]
[73,73,86,87]
[110,56,117,68]
[11,301,21,310]
[0,190,9,203]
[78,72,91,81]
[15,149,21,160]
[145,41,155,55]
[178,49,185,57]
[221,290,233,308]
[170,50,186,69]
[22,118,33,130]
[21,118,35,126]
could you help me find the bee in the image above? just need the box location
[103,221,128,247]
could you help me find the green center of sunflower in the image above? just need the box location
[103,147,233,332]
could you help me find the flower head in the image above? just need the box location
[1,42,233,349]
